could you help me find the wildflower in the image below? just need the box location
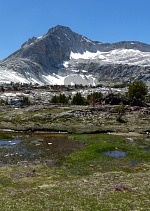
[122,184,129,190]
[114,185,122,191]
[114,184,129,191]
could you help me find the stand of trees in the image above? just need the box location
[0,81,149,107]
[50,81,149,107]
[71,93,86,105]
[51,93,69,104]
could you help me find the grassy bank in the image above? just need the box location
[0,104,149,134]
[0,133,149,210]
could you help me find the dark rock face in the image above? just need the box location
[8,25,104,72]
[103,41,150,52]
[0,25,150,84]
[67,61,150,82]
[21,36,37,48]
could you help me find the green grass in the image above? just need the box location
[0,164,150,210]
[0,133,150,210]
[0,132,13,139]
[0,104,149,134]
[64,134,150,175]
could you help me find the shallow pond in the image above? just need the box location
[0,139,20,147]
[143,146,150,152]
[0,132,84,166]
[103,150,128,158]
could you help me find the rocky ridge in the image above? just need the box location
[0,25,150,85]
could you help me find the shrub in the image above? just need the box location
[51,95,58,104]
[116,103,126,123]
[87,92,103,105]
[127,81,148,101]
[71,92,86,105]
[146,94,150,103]
[51,93,69,104]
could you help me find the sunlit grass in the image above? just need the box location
[0,133,150,210]
[0,163,150,210]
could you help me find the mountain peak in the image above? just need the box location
[0,25,150,85]
[47,25,72,34]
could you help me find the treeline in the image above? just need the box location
[51,81,150,106]
[51,93,87,105]
[0,81,149,107]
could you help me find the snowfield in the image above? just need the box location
[0,48,150,86]
[70,49,150,66]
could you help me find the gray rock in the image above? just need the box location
[0,25,150,85]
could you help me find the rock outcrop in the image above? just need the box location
[0,25,150,85]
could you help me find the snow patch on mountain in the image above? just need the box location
[70,49,150,66]
[0,68,29,84]
[42,73,96,86]
[64,74,96,86]
[42,74,66,85]
[1,25,150,86]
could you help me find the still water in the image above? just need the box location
[103,150,128,158]
[0,132,83,166]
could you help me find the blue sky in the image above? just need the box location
[0,0,150,59]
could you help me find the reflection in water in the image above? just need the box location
[143,146,150,152]
[130,160,138,165]
[0,133,84,166]
[0,140,20,147]
[103,150,128,158]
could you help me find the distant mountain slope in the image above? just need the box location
[0,25,150,85]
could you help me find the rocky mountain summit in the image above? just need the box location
[0,25,150,85]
